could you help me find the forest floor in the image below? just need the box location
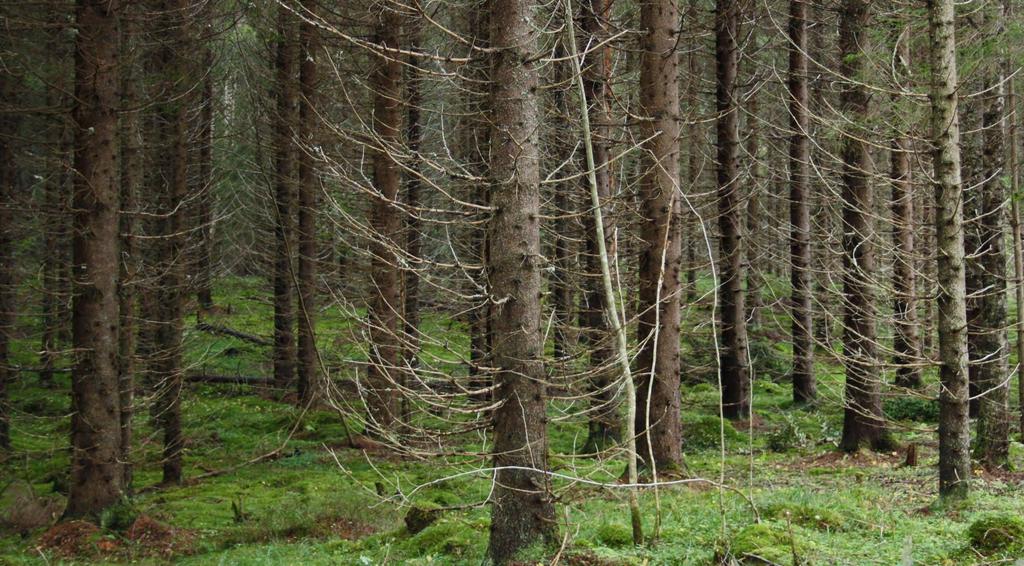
[3,277,1024,565]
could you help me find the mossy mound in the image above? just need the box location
[682,414,743,450]
[404,503,441,535]
[967,514,1024,554]
[762,502,846,532]
[717,522,810,565]
[594,522,633,548]
[399,518,479,557]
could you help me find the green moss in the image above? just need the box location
[718,523,809,565]
[682,414,743,450]
[762,502,846,532]
[595,522,633,548]
[399,517,482,557]
[967,514,1024,554]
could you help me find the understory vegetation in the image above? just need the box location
[2,277,1024,565]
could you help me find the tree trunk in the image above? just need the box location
[838,0,891,452]
[716,0,750,420]
[550,51,575,363]
[296,0,320,405]
[462,9,490,390]
[272,5,297,391]
[195,50,215,311]
[973,3,1010,470]
[1007,0,1024,451]
[788,0,815,404]
[486,0,557,561]
[39,108,69,389]
[685,11,701,305]
[890,26,922,390]
[118,8,142,490]
[0,33,14,451]
[64,0,124,517]
[745,66,764,330]
[365,6,403,433]
[635,0,684,470]
[578,0,621,453]
[149,0,191,486]
[927,0,971,498]
[401,5,424,421]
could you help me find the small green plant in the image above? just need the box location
[767,414,809,452]
[232,496,251,524]
[99,498,137,532]
[884,396,939,422]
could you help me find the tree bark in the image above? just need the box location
[118,7,142,490]
[788,0,815,404]
[634,0,684,471]
[486,0,558,561]
[40,108,70,389]
[838,0,891,452]
[149,0,191,486]
[745,61,764,330]
[1007,0,1024,451]
[0,32,15,451]
[578,0,621,453]
[716,0,750,420]
[462,8,490,390]
[195,49,215,311]
[890,26,922,390]
[401,5,423,422]
[365,6,403,433]
[973,3,1010,470]
[296,0,320,405]
[272,4,298,391]
[927,0,971,498]
[64,0,124,517]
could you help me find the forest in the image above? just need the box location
[3,0,1024,564]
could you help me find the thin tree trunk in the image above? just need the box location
[1007,0,1024,450]
[579,0,621,453]
[296,0,320,405]
[149,0,191,486]
[565,0,642,543]
[635,0,684,471]
[838,0,891,452]
[550,50,575,362]
[745,72,764,330]
[0,32,14,451]
[365,6,403,432]
[788,0,815,404]
[486,0,558,561]
[195,50,215,311]
[463,9,490,389]
[973,3,1010,470]
[685,10,701,305]
[890,26,922,389]
[272,5,297,391]
[64,0,124,516]
[118,9,142,490]
[927,0,971,498]
[39,110,68,389]
[401,4,425,424]
[716,0,750,420]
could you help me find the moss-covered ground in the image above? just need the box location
[2,276,1024,565]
